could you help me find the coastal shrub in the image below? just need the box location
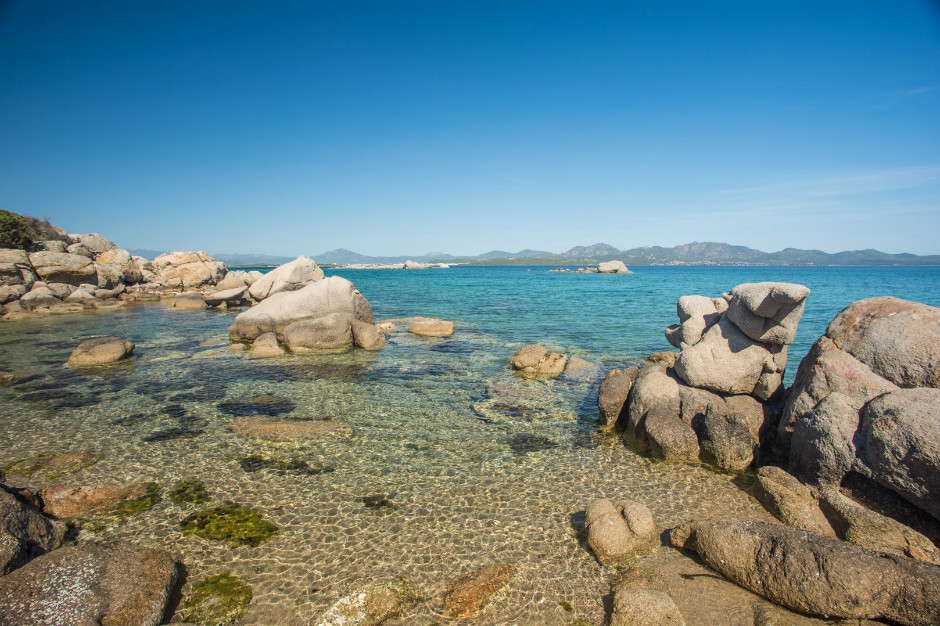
[180,505,279,547]
[0,210,32,249]
[182,572,253,625]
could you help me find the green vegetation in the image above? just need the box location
[114,482,161,516]
[170,480,211,505]
[180,505,279,547]
[559,600,573,611]
[182,572,253,625]
[0,210,32,249]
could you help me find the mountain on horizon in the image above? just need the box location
[310,242,940,266]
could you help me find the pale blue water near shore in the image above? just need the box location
[0,265,938,624]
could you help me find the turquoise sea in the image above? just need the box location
[0,265,938,624]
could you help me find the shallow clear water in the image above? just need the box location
[1,265,938,624]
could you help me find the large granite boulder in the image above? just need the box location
[152,251,226,290]
[597,260,633,274]
[597,366,640,430]
[229,276,375,352]
[27,251,97,285]
[825,296,940,388]
[0,540,177,626]
[69,233,116,258]
[725,282,810,345]
[665,295,726,350]
[0,488,66,575]
[683,520,940,625]
[247,256,323,301]
[94,248,143,287]
[215,269,262,291]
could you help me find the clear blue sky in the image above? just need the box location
[2,1,939,256]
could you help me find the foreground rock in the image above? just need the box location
[584,498,658,566]
[609,568,685,626]
[0,487,66,575]
[247,255,323,301]
[229,276,379,353]
[680,519,940,625]
[314,577,422,626]
[441,563,516,619]
[777,297,940,525]
[0,540,177,626]
[68,337,135,366]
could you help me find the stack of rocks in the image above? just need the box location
[598,282,810,470]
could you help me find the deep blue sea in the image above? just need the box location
[1,264,937,624]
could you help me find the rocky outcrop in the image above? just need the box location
[679,520,940,626]
[509,343,596,380]
[247,255,323,301]
[27,251,96,285]
[152,251,226,290]
[68,337,135,367]
[585,498,659,566]
[229,275,380,354]
[778,297,940,525]
[600,283,808,469]
[0,540,177,626]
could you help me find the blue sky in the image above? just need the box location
[1,1,939,256]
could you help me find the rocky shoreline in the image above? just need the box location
[0,225,938,624]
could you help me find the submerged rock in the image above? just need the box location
[314,576,422,626]
[609,568,685,626]
[39,482,161,521]
[0,539,177,626]
[182,572,253,626]
[68,336,135,366]
[441,563,516,619]
[407,317,455,337]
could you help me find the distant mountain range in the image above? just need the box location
[124,243,940,267]
[308,242,940,266]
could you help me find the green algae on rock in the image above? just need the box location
[182,572,253,625]
[180,505,279,547]
[2,451,102,480]
[169,480,211,505]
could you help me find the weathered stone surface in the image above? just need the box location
[777,336,898,456]
[247,256,324,301]
[31,240,67,253]
[819,489,940,565]
[752,466,836,537]
[66,242,93,258]
[204,287,247,307]
[172,292,207,310]
[624,364,681,449]
[674,317,786,399]
[0,284,27,304]
[214,269,252,291]
[232,416,352,442]
[0,539,176,626]
[689,520,940,625]
[725,282,809,345]
[509,343,547,372]
[0,488,66,575]
[789,392,862,486]
[645,409,699,461]
[609,568,685,626]
[250,332,285,358]
[71,233,117,257]
[153,251,226,289]
[27,251,97,285]
[826,296,940,388]
[314,577,421,626]
[351,319,386,350]
[442,564,516,619]
[666,295,723,349]
[38,482,157,520]
[598,366,640,430]
[698,407,756,471]
[68,337,135,366]
[597,260,633,274]
[860,387,940,521]
[585,498,659,566]
[283,312,354,352]
[229,276,374,343]
[0,249,36,287]
[407,318,454,337]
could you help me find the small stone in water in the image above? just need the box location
[363,494,394,509]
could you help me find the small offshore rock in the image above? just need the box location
[68,336,135,367]
[407,317,455,337]
[441,563,516,619]
[597,260,633,274]
[0,539,177,626]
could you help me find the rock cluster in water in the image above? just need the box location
[549,259,634,273]
[599,282,809,470]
